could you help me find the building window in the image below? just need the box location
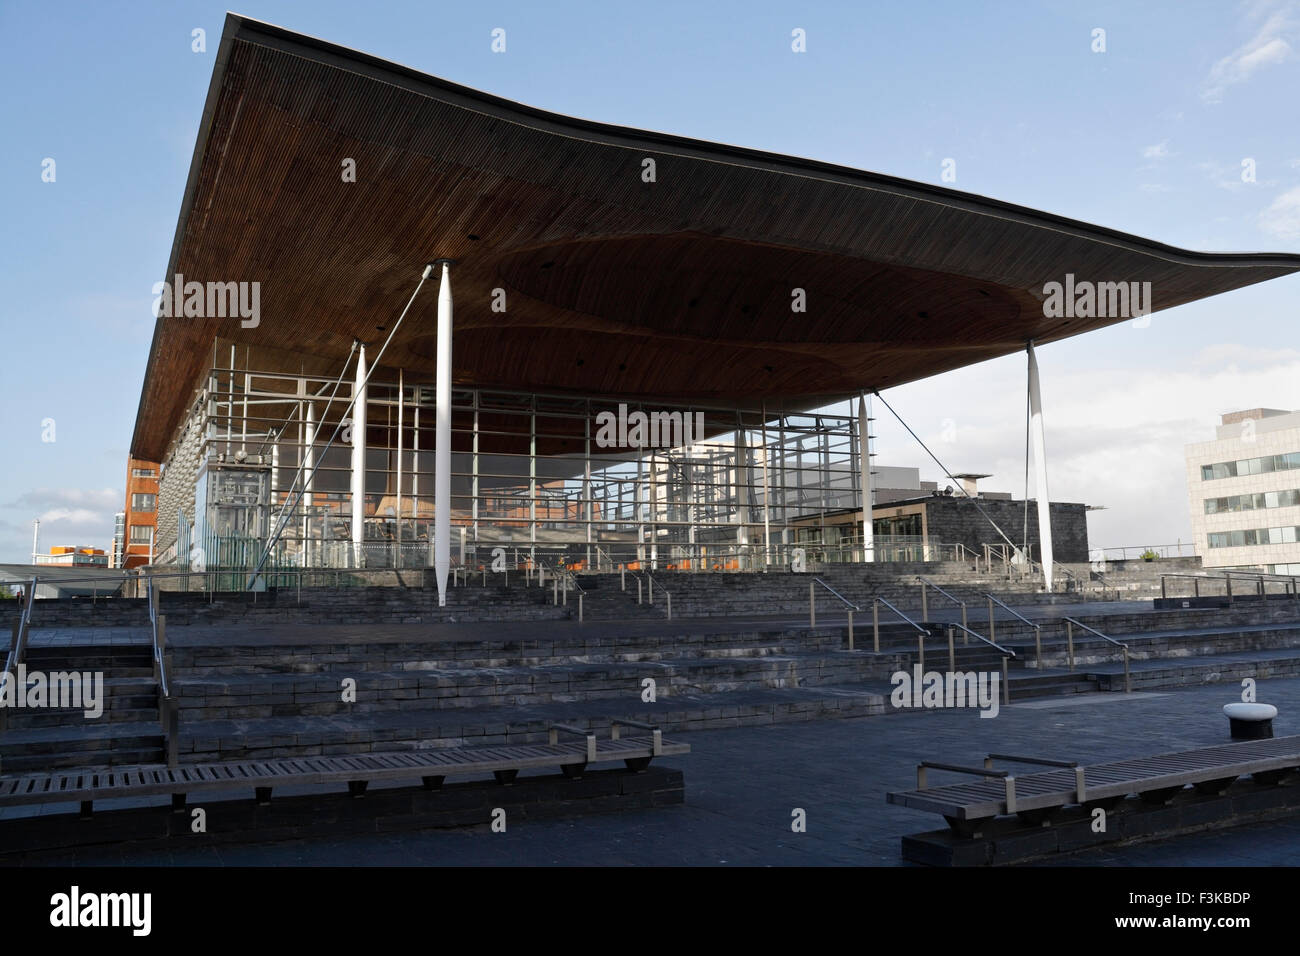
[1201,451,1300,481]
[131,493,156,512]
[1207,526,1300,548]
[131,467,156,478]
[129,526,153,544]
[1204,488,1300,514]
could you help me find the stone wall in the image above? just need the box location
[921,496,1089,564]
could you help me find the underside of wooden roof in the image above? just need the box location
[130,13,1300,462]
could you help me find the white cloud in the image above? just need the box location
[1141,141,1171,160]
[872,345,1300,554]
[1202,2,1298,103]
[1258,184,1300,239]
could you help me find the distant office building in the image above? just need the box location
[122,457,161,569]
[111,511,125,568]
[35,546,108,568]
[1186,409,1300,575]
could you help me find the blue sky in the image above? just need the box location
[2,0,1299,561]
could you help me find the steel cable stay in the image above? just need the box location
[245,264,436,590]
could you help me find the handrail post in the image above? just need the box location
[987,596,995,641]
[1160,576,1166,599]
[1123,646,1131,693]
[1034,625,1042,671]
[917,633,925,675]
[1225,576,1232,600]
[960,602,968,641]
[553,574,558,605]
[578,592,583,623]
[1194,578,1200,598]
[666,592,671,620]
[872,599,880,653]
[1002,656,1010,704]
[947,625,955,673]
[621,564,625,591]
[1066,620,1074,672]
[920,581,928,619]
[847,609,854,651]
[637,578,643,605]
[809,581,815,627]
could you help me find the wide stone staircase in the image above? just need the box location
[5,564,1300,775]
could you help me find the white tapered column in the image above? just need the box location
[434,261,453,606]
[859,394,874,562]
[351,344,368,568]
[1027,342,1054,589]
[303,400,315,562]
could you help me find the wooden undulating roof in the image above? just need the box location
[131,13,1300,462]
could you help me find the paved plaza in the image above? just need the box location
[13,675,1300,867]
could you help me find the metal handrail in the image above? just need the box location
[812,578,859,611]
[915,575,969,628]
[809,577,859,648]
[873,595,928,636]
[147,578,180,766]
[1062,616,1131,693]
[983,592,1043,670]
[1159,570,1299,600]
[947,622,1016,659]
[644,571,672,620]
[0,577,38,733]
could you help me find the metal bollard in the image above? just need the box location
[947,625,955,673]
[637,579,643,605]
[872,600,880,653]
[809,581,815,627]
[847,610,854,651]
[1066,620,1075,672]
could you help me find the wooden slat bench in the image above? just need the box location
[887,735,1300,836]
[0,718,688,813]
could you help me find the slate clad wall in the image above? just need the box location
[920,497,1089,563]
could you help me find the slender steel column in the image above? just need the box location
[859,393,874,562]
[396,368,404,567]
[760,402,771,569]
[303,398,315,563]
[471,392,479,543]
[434,261,453,606]
[351,343,368,568]
[1027,341,1055,590]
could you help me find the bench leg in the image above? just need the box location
[1193,775,1239,796]
[1139,785,1184,805]
[1016,808,1054,828]
[255,786,272,805]
[942,815,989,839]
[348,780,368,798]
[561,763,586,779]
[421,775,445,791]
[624,757,652,773]
[493,769,518,786]
[1252,768,1293,786]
